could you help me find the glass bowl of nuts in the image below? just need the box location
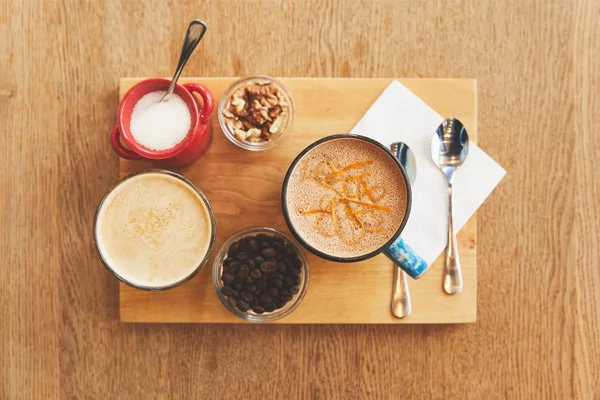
[212,226,309,322]
[218,76,295,151]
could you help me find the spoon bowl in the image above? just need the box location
[431,118,469,179]
[431,118,469,294]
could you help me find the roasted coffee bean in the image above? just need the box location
[237,265,249,280]
[276,273,284,280]
[228,242,239,255]
[249,239,259,251]
[259,241,270,249]
[276,301,288,309]
[284,276,294,286]
[229,260,241,269]
[235,252,249,261]
[283,255,293,266]
[246,284,256,293]
[254,288,261,295]
[254,256,265,265]
[256,278,267,289]
[265,304,276,313]
[261,248,276,258]
[258,294,271,306]
[290,285,300,295]
[272,242,283,251]
[241,291,253,303]
[247,259,256,269]
[233,283,243,291]
[223,258,233,267]
[259,261,277,274]
[295,276,302,285]
[228,297,237,308]
[275,253,283,260]
[250,268,262,280]
[284,243,295,254]
[290,268,301,276]
[221,287,239,299]
[277,261,287,273]
[245,276,254,284]
[237,300,250,312]
[280,288,290,298]
[222,273,235,286]
[239,239,250,252]
[281,295,293,302]
[274,279,283,289]
[272,235,284,244]
[252,306,265,314]
[268,287,278,297]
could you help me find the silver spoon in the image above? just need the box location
[160,19,207,102]
[431,118,469,294]
[390,142,417,318]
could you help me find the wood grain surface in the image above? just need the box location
[2,0,599,398]
[118,77,478,324]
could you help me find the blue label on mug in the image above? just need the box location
[384,238,428,279]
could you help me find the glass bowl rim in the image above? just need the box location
[217,75,296,152]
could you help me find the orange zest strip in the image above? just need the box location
[328,160,338,172]
[360,180,374,202]
[342,182,359,199]
[321,182,346,198]
[325,160,373,179]
[343,198,391,212]
[328,172,372,183]
[300,209,331,215]
[331,197,336,227]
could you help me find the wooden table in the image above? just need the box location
[2,1,599,398]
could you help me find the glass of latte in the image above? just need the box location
[93,170,216,291]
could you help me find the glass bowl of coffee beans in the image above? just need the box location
[213,227,309,322]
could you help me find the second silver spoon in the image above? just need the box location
[431,118,469,295]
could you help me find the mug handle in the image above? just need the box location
[183,83,215,124]
[384,237,429,279]
[110,124,142,160]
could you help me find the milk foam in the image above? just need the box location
[95,173,212,288]
[130,91,191,151]
[286,138,407,258]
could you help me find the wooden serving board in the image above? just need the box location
[118,77,477,324]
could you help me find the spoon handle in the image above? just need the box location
[391,265,412,318]
[444,183,463,294]
[164,20,207,100]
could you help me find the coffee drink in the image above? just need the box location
[95,171,214,288]
[284,137,408,259]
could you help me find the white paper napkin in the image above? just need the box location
[351,80,506,266]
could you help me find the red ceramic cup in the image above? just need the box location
[110,78,215,168]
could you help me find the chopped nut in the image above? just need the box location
[268,105,282,119]
[234,129,249,141]
[247,128,262,138]
[231,97,246,113]
[226,118,244,130]
[269,113,286,134]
